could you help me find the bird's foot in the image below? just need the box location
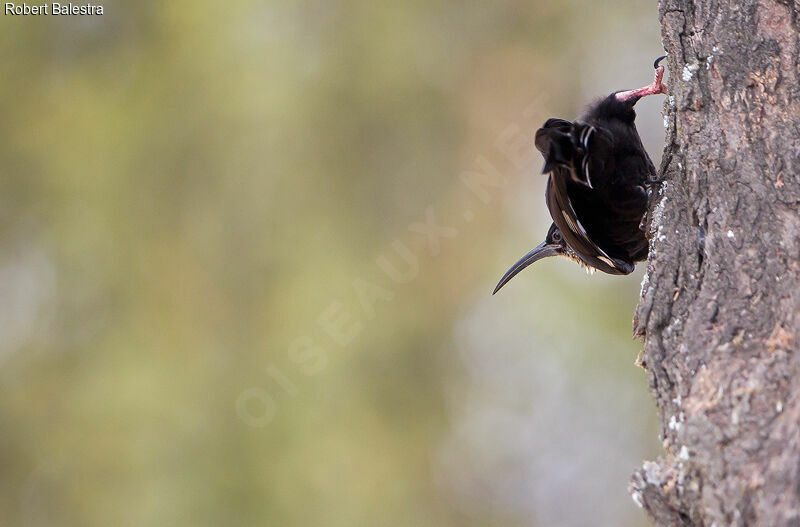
[639,212,649,233]
[615,55,669,102]
[644,177,665,187]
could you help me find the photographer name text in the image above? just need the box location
[5,3,103,15]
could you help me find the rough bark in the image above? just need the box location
[629,0,800,525]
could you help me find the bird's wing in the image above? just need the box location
[545,169,634,275]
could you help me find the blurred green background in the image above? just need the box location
[0,1,667,526]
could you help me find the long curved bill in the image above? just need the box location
[492,242,562,295]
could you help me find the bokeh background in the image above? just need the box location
[0,1,668,525]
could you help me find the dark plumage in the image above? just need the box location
[493,56,667,294]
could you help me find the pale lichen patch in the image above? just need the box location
[682,63,699,82]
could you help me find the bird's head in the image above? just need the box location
[493,224,577,294]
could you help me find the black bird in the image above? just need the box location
[493,56,668,294]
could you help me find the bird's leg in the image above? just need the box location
[615,56,668,102]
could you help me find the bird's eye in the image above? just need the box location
[552,231,561,242]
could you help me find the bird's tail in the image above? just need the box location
[534,118,604,189]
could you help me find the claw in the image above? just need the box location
[615,57,669,102]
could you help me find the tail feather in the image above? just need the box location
[534,119,612,189]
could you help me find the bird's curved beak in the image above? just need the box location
[492,242,563,295]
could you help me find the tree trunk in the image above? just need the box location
[629,0,800,525]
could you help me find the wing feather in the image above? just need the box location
[546,168,634,275]
[535,120,614,190]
